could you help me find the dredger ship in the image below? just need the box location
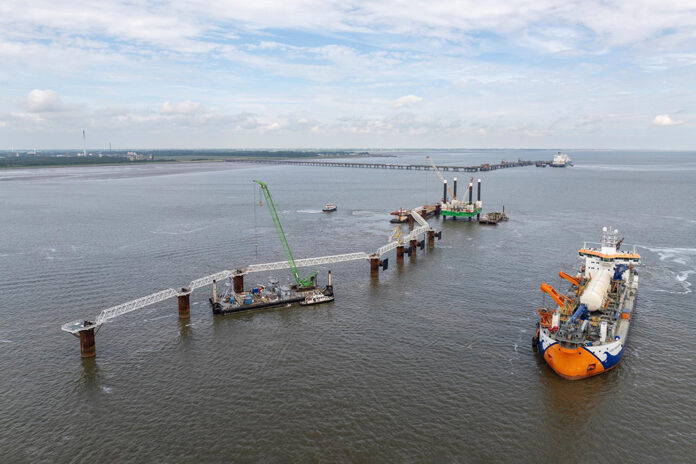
[533,227,640,380]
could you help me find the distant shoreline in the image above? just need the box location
[0,150,387,170]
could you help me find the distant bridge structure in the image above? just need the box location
[225,158,539,172]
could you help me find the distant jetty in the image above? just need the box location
[226,158,540,172]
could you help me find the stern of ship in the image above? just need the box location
[539,330,625,380]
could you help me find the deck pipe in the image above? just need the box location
[325,270,334,296]
[233,272,244,293]
[212,279,217,304]
[178,289,191,319]
[79,327,96,358]
[468,182,473,221]
[453,177,458,199]
[442,180,448,221]
[477,179,482,221]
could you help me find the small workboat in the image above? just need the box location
[322,203,337,212]
[299,291,335,306]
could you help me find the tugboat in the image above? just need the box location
[534,227,640,379]
[390,207,410,223]
[322,203,337,212]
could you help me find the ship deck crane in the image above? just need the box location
[540,282,577,316]
[559,271,581,287]
[254,180,317,288]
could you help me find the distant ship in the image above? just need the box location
[550,152,572,167]
[322,203,337,212]
[534,227,640,380]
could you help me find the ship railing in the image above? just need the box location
[582,241,637,254]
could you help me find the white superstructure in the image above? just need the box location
[550,152,572,167]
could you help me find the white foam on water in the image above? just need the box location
[41,245,84,260]
[642,246,696,261]
[351,210,377,216]
[641,246,696,294]
[297,209,322,214]
[143,314,172,322]
[575,164,696,172]
[150,225,208,235]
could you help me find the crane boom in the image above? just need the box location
[253,180,317,288]
[540,282,570,308]
[426,155,457,201]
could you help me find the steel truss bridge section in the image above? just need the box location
[376,211,432,257]
[245,252,370,273]
[61,209,436,334]
[62,288,180,335]
[61,253,371,334]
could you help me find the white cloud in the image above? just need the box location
[392,95,423,108]
[2,2,696,149]
[161,100,204,115]
[652,114,684,126]
[26,89,63,112]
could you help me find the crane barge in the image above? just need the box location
[210,180,333,314]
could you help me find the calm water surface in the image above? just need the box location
[1,150,695,462]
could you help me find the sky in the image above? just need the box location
[1,0,695,150]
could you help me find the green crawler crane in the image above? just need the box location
[254,180,318,288]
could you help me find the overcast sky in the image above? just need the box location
[1,1,695,149]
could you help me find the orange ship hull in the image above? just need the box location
[543,344,618,380]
